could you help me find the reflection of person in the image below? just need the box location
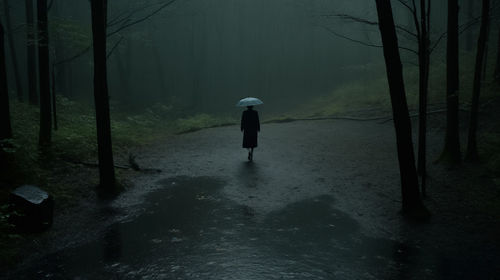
[241,106,260,161]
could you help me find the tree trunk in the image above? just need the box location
[148,20,168,103]
[3,0,24,102]
[494,27,500,83]
[51,68,57,130]
[26,0,38,105]
[466,0,490,161]
[417,0,430,196]
[91,0,116,188]
[114,47,129,103]
[0,22,13,140]
[375,0,427,217]
[38,0,51,146]
[481,21,490,82]
[51,0,68,98]
[465,0,475,51]
[440,0,461,164]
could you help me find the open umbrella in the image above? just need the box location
[236,97,263,107]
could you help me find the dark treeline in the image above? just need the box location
[2,0,495,113]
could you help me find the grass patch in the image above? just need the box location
[294,51,499,118]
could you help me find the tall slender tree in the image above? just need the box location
[38,0,51,146]
[440,0,461,164]
[26,0,38,105]
[375,0,427,217]
[0,21,12,140]
[494,27,500,83]
[466,0,490,161]
[3,0,24,102]
[416,0,430,195]
[465,0,475,51]
[91,0,116,188]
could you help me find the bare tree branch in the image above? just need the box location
[426,0,431,30]
[108,0,177,37]
[328,14,378,26]
[429,31,447,53]
[320,25,418,55]
[320,13,417,38]
[48,0,54,10]
[411,0,421,40]
[459,16,481,34]
[55,0,178,66]
[397,25,418,39]
[107,36,124,58]
[108,2,160,27]
[54,45,91,66]
[395,0,415,13]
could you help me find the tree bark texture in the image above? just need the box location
[51,68,57,130]
[0,22,13,140]
[3,0,24,102]
[38,0,51,146]
[375,0,424,213]
[441,0,461,163]
[466,0,490,161]
[91,0,116,188]
[417,0,430,195]
[481,21,490,82]
[26,0,38,105]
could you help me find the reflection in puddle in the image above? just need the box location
[238,161,260,189]
[9,176,497,279]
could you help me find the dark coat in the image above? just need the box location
[241,109,260,148]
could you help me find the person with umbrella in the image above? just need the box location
[237,97,262,161]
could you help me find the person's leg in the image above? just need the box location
[250,148,254,161]
[247,148,251,160]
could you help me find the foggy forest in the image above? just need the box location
[0,0,499,279]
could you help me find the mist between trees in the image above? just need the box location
[3,0,496,116]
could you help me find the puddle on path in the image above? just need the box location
[8,176,496,279]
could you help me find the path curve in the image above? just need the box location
[4,119,499,280]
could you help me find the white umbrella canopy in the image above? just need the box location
[236,97,263,107]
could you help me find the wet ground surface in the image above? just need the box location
[3,120,500,279]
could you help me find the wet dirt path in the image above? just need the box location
[4,120,499,279]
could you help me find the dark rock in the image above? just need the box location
[8,185,54,232]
